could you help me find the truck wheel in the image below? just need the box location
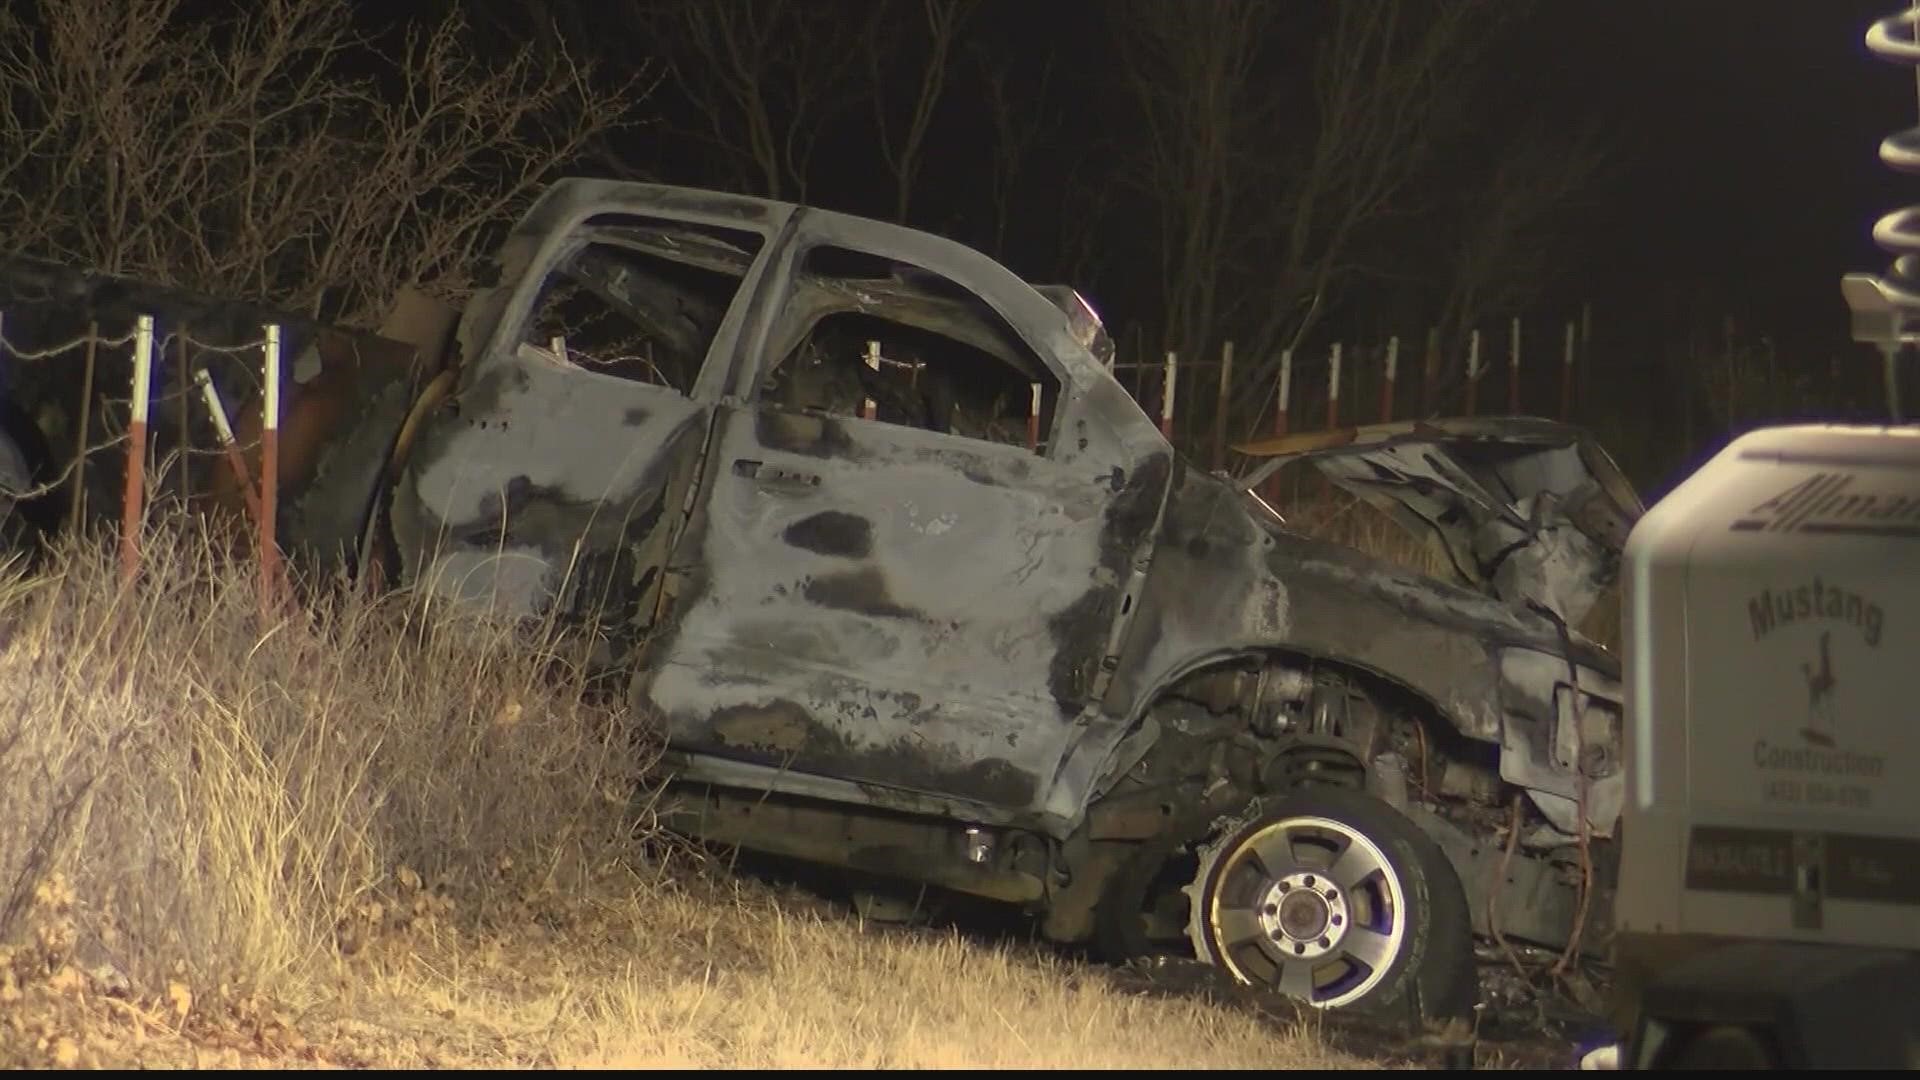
[1184,787,1475,1021]
[1656,1024,1777,1069]
[0,429,33,548]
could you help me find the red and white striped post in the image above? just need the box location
[175,329,192,503]
[1261,349,1295,503]
[1508,317,1522,414]
[1275,349,1293,438]
[1560,320,1577,420]
[70,325,98,531]
[1380,336,1399,423]
[119,315,155,584]
[1580,301,1593,402]
[1465,329,1482,416]
[1326,343,1342,430]
[1423,327,1440,416]
[1159,350,1177,439]
[194,368,261,522]
[1028,383,1042,451]
[862,340,881,421]
[260,324,283,617]
[1212,340,1234,470]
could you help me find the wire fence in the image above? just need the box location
[0,293,1887,606]
[0,308,292,611]
[1100,305,1890,495]
[1103,309,1599,476]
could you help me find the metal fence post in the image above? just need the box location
[1561,320,1576,420]
[1508,316,1522,414]
[1326,343,1342,429]
[1465,329,1481,416]
[120,315,155,583]
[1212,341,1235,470]
[1380,336,1399,423]
[1160,351,1178,440]
[260,324,283,616]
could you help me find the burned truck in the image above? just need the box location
[0,180,1641,1022]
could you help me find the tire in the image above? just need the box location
[1186,786,1476,1024]
[1659,1024,1777,1070]
[0,402,60,546]
[0,428,34,550]
[1092,825,1205,964]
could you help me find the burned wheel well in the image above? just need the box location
[1050,650,1511,948]
[1121,649,1477,795]
[1057,648,1605,962]
[0,398,66,549]
[1118,649,1514,837]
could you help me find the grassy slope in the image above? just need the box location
[0,525,1380,1070]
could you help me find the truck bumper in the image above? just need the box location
[1615,933,1920,1068]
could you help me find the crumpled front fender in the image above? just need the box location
[1496,647,1624,836]
[1101,468,1623,835]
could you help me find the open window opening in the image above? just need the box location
[760,246,1062,453]
[520,215,764,393]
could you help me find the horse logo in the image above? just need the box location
[1799,630,1838,747]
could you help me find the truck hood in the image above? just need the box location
[1237,417,1645,626]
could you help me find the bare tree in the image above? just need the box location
[653,0,864,202]
[1053,152,1128,306]
[0,0,640,325]
[1112,1,1578,445]
[1111,0,1270,374]
[1230,2,1517,405]
[1426,121,1616,407]
[975,48,1054,259]
[866,0,977,224]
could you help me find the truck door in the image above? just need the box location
[639,215,1148,819]
[389,206,785,656]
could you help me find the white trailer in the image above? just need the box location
[1609,423,1920,1068]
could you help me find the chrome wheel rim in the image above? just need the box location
[1195,814,1407,1008]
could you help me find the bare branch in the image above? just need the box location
[1428,120,1618,395]
[0,0,644,326]
[1231,0,1513,429]
[1111,0,1272,403]
[868,0,976,223]
[655,0,862,202]
[975,46,1054,259]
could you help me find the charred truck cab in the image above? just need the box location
[358,179,1646,1024]
[0,178,1644,1024]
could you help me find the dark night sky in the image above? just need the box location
[439,0,1917,355]
[65,0,1920,366]
[1512,0,1910,347]
[412,0,1920,488]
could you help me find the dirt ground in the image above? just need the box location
[0,866,1390,1070]
[1104,953,1608,1071]
[0,860,1612,1071]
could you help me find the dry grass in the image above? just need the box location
[327,872,1379,1070]
[0,520,1381,1070]
[3,863,1382,1069]
[0,519,644,1000]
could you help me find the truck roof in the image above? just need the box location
[1726,423,1920,468]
